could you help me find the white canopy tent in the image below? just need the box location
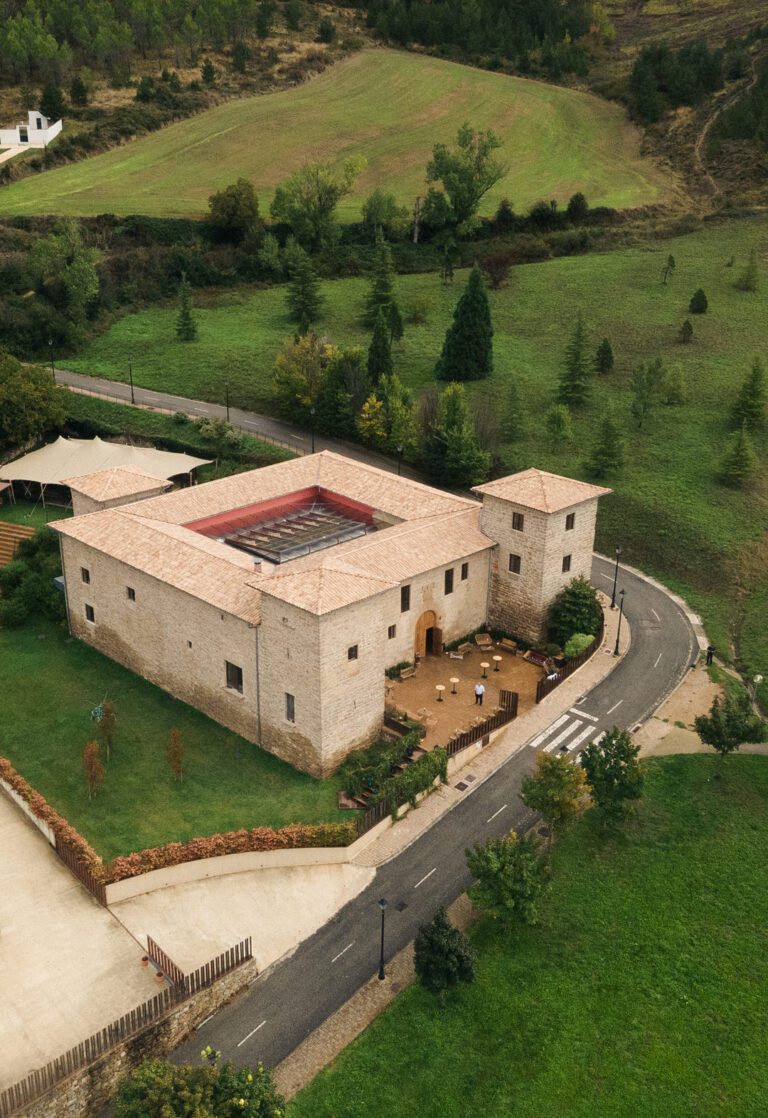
[0,437,211,504]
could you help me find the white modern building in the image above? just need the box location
[0,110,62,149]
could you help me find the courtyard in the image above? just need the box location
[388,642,543,749]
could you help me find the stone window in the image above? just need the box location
[562,554,572,573]
[512,512,525,532]
[187,640,192,648]
[84,604,95,622]
[127,586,136,601]
[566,512,575,530]
[508,553,521,575]
[444,568,454,595]
[401,584,411,613]
[461,561,469,581]
[81,567,90,584]
[225,660,243,693]
[286,692,295,723]
[388,624,396,639]
[348,644,359,661]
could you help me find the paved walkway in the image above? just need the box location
[0,145,24,166]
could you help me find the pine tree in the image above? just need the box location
[689,288,708,314]
[69,74,88,106]
[559,313,592,406]
[594,337,614,375]
[735,248,759,293]
[545,403,573,445]
[585,409,624,478]
[286,247,322,332]
[435,266,493,381]
[365,232,395,325]
[389,300,404,344]
[661,254,675,284]
[414,907,475,1002]
[720,422,758,487]
[367,307,393,385]
[679,319,694,344]
[39,82,65,121]
[201,58,216,85]
[732,357,767,430]
[175,272,198,342]
[420,382,489,488]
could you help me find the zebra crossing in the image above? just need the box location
[527,710,606,763]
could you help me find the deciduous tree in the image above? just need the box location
[270,157,366,250]
[420,382,490,488]
[28,221,100,325]
[272,332,336,423]
[98,699,117,761]
[548,576,602,646]
[0,353,67,453]
[414,907,475,1002]
[661,254,676,284]
[467,832,548,925]
[734,248,759,293]
[435,266,493,381]
[207,178,261,243]
[115,1055,285,1118]
[580,727,643,824]
[521,752,591,846]
[694,688,765,771]
[426,123,505,228]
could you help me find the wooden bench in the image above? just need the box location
[500,638,517,655]
[523,650,552,670]
[474,633,494,651]
[399,665,416,680]
[457,641,473,655]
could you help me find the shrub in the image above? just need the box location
[564,632,594,658]
[689,288,708,314]
[549,576,603,646]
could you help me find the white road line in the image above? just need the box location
[653,652,663,668]
[528,714,571,749]
[237,1020,266,1048]
[486,804,508,823]
[593,731,607,745]
[331,942,355,963]
[544,720,584,753]
[195,1012,216,1030]
[570,708,599,722]
[606,700,623,715]
[414,867,437,889]
[650,608,660,621]
[568,725,598,751]
[599,574,614,583]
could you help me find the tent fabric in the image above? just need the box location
[0,437,211,486]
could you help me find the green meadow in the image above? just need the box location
[0,50,674,219]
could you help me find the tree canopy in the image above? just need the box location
[580,727,644,823]
[435,266,493,382]
[548,576,602,647]
[0,351,67,453]
[467,832,549,925]
[426,123,505,229]
[115,1056,285,1118]
[414,907,475,1000]
[271,157,366,250]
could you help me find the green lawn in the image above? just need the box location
[291,755,768,1118]
[0,51,674,219]
[0,621,345,860]
[0,501,71,528]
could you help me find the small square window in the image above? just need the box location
[225,660,243,693]
[127,586,136,601]
[81,567,90,584]
[562,554,572,573]
[84,604,95,622]
[286,692,295,723]
[388,624,396,639]
[401,585,411,613]
[461,562,469,581]
[348,645,359,661]
[512,512,525,532]
[444,569,454,595]
[565,512,575,531]
[508,553,521,575]
[187,640,192,649]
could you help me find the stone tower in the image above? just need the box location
[473,470,611,644]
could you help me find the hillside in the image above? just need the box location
[0,50,678,219]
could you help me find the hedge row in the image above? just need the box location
[0,756,356,885]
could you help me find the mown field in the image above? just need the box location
[0,50,675,219]
[0,620,345,860]
[289,755,768,1118]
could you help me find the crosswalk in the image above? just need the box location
[528,712,606,763]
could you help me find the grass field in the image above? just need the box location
[0,621,345,860]
[0,51,676,219]
[290,755,768,1118]
[67,215,768,684]
[0,501,70,528]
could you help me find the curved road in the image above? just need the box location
[173,555,698,1070]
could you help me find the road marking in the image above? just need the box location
[237,1020,266,1047]
[195,1012,216,1030]
[528,714,571,749]
[599,574,614,584]
[486,804,508,823]
[331,942,355,963]
[592,731,607,746]
[650,608,660,621]
[568,725,598,751]
[653,652,663,668]
[544,720,583,752]
[414,868,437,889]
[606,700,623,715]
[570,708,599,722]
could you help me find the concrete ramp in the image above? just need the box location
[0,146,25,165]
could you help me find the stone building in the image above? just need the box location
[54,452,609,777]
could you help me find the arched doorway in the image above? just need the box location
[414,610,442,658]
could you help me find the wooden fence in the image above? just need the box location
[355,797,392,837]
[146,934,185,989]
[444,690,519,757]
[0,936,253,1118]
[54,835,107,906]
[535,623,605,704]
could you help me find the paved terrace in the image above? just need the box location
[388,643,542,748]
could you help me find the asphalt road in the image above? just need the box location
[173,554,698,1071]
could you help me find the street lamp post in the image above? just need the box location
[377,898,388,980]
[396,445,403,476]
[128,355,135,405]
[310,406,316,454]
[613,589,626,657]
[48,338,55,380]
[610,546,622,610]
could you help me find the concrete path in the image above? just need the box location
[0,146,24,166]
[0,795,158,1091]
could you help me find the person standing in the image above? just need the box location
[706,645,715,666]
[474,682,485,706]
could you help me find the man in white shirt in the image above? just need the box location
[474,682,485,706]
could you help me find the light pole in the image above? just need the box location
[310,406,316,454]
[48,338,55,381]
[128,354,135,405]
[610,545,622,610]
[225,380,230,424]
[377,898,388,980]
[613,589,625,657]
[752,674,763,701]
[396,444,403,476]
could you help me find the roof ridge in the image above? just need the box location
[317,450,474,506]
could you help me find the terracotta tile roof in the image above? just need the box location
[54,510,261,624]
[255,555,397,615]
[63,466,173,502]
[473,469,611,513]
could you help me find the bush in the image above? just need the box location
[549,577,603,647]
[689,288,708,314]
[564,632,595,658]
[0,526,65,627]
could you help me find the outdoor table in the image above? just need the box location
[450,676,459,694]
[435,684,446,702]
[492,655,503,672]
[480,661,490,678]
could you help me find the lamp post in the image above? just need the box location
[396,445,403,476]
[310,406,316,454]
[752,674,764,701]
[613,589,625,657]
[610,545,622,610]
[48,338,54,381]
[225,380,230,424]
[377,898,388,980]
[128,354,135,405]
